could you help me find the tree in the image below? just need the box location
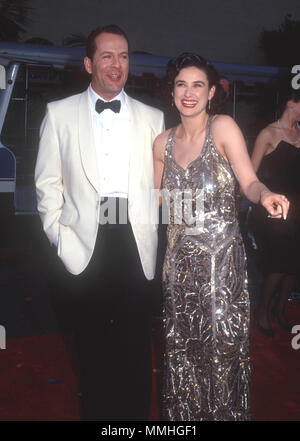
[24,37,54,46]
[0,0,32,41]
[63,33,87,48]
[260,14,300,67]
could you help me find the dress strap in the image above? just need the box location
[164,126,177,159]
[165,117,212,159]
[205,114,214,139]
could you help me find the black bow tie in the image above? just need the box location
[95,99,121,114]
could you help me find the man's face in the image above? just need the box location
[84,32,129,100]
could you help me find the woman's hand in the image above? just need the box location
[260,189,290,220]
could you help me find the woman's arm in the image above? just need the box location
[153,131,168,205]
[211,115,289,219]
[251,127,273,172]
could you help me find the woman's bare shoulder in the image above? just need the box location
[256,121,280,144]
[211,114,235,124]
[153,128,173,158]
[154,128,173,144]
[210,114,243,142]
[210,114,240,132]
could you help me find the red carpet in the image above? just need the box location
[250,301,300,421]
[0,302,299,421]
[0,333,80,421]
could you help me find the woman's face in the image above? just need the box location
[172,66,215,117]
[289,100,300,120]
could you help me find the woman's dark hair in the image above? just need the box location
[86,24,129,60]
[277,80,300,117]
[166,52,227,114]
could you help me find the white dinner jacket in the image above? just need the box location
[35,89,165,278]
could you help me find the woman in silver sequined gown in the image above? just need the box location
[153,53,290,421]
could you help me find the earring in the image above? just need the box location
[208,100,211,111]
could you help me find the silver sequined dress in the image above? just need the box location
[161,116,250,421]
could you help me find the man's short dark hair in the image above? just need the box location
[86,24,130,60]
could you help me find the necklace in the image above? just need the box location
[277,119,300,145]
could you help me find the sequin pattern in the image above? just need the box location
[161,117,250,421]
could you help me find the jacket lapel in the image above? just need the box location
[78,90,100,193]
[126,94,145,202]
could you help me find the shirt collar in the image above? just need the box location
[88,84,128,119]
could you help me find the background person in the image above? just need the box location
[250,87,300,336]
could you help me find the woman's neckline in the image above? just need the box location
[277,119,300,145]
[265,139,300,158]
[170,116,212,172]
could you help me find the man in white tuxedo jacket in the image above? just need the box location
[35,24,164,421]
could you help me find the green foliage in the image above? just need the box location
[260,14,300,67]
[0,0,32,41]
[24,37,54,46]
[63,33,87,48]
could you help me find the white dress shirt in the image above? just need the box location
[88,85,130,198]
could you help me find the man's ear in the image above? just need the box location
[84,56,92,75]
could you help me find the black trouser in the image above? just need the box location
[48,205,153,421]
